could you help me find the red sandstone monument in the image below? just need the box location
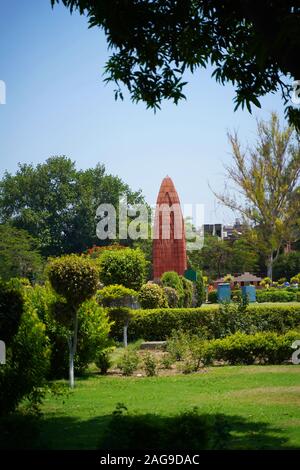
[153,176,187,278]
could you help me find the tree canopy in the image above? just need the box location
[0,156,144,258]
[0,224,43,281]
[51,1,300,129]
[215,113,300,278]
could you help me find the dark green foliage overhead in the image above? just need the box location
[0,282,24,345]
[51,1,300,129]
[0,156,144,257]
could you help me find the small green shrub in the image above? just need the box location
[138,283,168,309]
[161,272,184,306]
[160,354,173,369]
[95,349,113,375]
[117,349,140,376]
[163,286,179,308]
[143,352,157,376]
[166,330,191,361]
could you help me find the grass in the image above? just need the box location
[31,365,300,450]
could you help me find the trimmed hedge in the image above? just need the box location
[256,289,297,303]
[110,304,300,342]
[204,331,300,365]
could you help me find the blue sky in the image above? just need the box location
[0,0,287,224]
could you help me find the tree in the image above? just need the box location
[97,284,138,347]
[230,236,259,274]
[52,1,300,129]
[193,235,232,279]
[98,247,148,290]
[273,251,300,281]
[0,156,144,258]
[0,224,43,281]
[47,254,99,387]
[215,114,300,279]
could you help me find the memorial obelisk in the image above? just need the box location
[153,176,187,278]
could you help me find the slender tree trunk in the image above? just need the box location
[267,252,273,280]
[69,338,74,389]
[123,320,128,348]
[68,309,79,389]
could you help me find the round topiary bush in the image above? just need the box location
[138,283,168,309]
[98,248,148,290]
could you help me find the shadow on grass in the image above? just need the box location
[1,404,297,450]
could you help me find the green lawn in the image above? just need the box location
[33,365,300,450]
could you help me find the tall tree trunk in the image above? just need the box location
[69,338,74,389]
[123,320,128,348]
[68,310,78,389]
[267,252,273,280]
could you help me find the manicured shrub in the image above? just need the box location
[47,254,99,307]
[165,330,300,369]
[180,276,193,307]
[98,285,138,347]
[98,247,148,290]
[163,286,179,308]
[110,304,300,342]
[117,349,140,376]
[143,352,157,376]
[161,271,184,306]
[256,289,297,303]
[47,255,100,387]
[204,331,300,365]
[138,283,168,309]
[0,298,50,416]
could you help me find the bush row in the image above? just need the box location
[110,303,300,341]
[166,330,300,369]
[205,331,300,365]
